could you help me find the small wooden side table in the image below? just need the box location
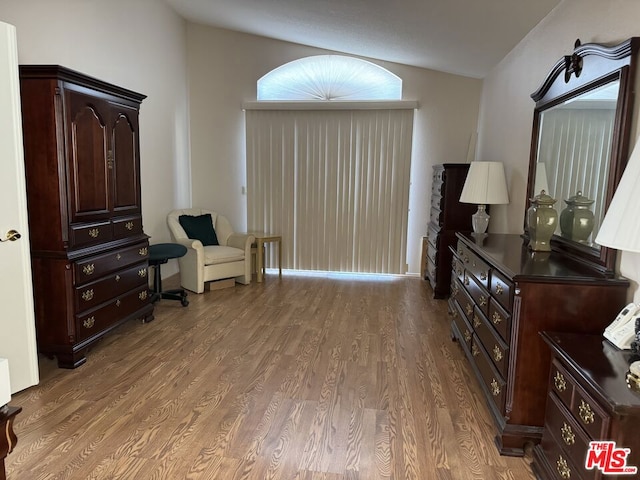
[0,405,21,480]
[249,232,282,282]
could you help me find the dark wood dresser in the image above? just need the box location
[19,65,154,368]
[533,332,640,480]
[425,163,476,298]
[448,233,628,456]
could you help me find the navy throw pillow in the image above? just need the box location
[178,214,219,246]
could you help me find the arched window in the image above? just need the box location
[257,55,402,101]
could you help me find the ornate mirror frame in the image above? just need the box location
[526,38,640,275]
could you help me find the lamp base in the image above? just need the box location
[472,205,490,234]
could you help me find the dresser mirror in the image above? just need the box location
[526,38,640,274]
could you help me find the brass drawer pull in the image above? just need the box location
[125,221,134,230]
[471,344,480,357]
[556,455,571,479]
[490,378,501,397]
[578,400,595,424]
[82,264,95,275]
[493,345,503,362]
[473,315,481,328]
[492,311,502,325]
[139,247,148,256]
[116,299,121,307]
[480,271,487,281]
[83,316,95,329]
[495,283,504,295]
[479,295,487,306]
[138,268,147,278]
[82,289,94,302]
[465,303,473,316]
[463,330,471,343]
[115,275,121,282]
[116,253,122,260]
[88,228,100,238]
[561,423,575,446]
[139,290,148,301]
[451,308,458,318]
[463,255,469,264]
[554,371,567,392]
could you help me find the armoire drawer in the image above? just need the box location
[69,220,113,248]
[75,285,150,342]
[74,242,150,285]
[74,262,148,310]
[112,215,144,239]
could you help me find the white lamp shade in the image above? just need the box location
[595,136,640,252]
[534,162,550,196]
[460,161,510,205]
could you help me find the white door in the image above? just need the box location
[0,21,39,394]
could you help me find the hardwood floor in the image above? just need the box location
[6,273,534,479]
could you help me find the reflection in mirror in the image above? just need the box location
[534,80,620,248]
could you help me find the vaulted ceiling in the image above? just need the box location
[165,0,561,78]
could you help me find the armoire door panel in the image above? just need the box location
[66,91,110,222]
[111,110,140,214]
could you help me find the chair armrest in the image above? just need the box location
[228,233,255,252]
[173,238,204,252]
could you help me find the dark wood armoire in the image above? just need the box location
[19,65,153,368]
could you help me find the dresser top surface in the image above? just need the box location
[457,232,627,284]
[542,331,640,414]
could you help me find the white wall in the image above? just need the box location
[186,24,482,274]
[477,0,640,300]
[0,0,190,277]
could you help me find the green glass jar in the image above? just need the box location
[527,190,558,252]
[559,191,595,244]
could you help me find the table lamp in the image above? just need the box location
[459,161,510,234]
[595,136,640,253]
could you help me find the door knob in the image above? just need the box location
[1,229,21,242]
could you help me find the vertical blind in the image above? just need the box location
[245,108,414,274]
[537,107,615,239]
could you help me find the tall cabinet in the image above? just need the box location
[425,164,476,298]
[19,65,153,368]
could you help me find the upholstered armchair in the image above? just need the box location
[167,208,255,293]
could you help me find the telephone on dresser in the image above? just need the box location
[604,303,640,350]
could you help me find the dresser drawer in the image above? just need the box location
[472,334,506,414]
[69,220,113,249]
[427,222,439,249]
[549,360,574,409]
[450,299,473,351]
[544,392,595,480]
[74,242,150,285]
[75,284,150,342]
[466,248,490,290]
[490,269,513,311]
[539,430,585,480]
[455,279,475,323]
[430,205,443,226]
[488,298,511,343]
[112,215,143,239]
[473,308,509,378]
[75,262,149,311]
[466,271,490,318]
[571,383,610,441]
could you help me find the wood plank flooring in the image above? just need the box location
[6,273,534,479]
